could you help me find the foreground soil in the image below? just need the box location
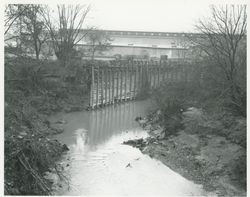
[4,57,90,195]
[4,93,90,195]
[124,107,246,196]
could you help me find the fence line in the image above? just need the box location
[88,60,194,109]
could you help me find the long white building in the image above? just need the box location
[5,29,198,60]
[77,29,198,60]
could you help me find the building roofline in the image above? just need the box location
[77,43,188,50]
[99,29,199,34]
[81,29,202,37]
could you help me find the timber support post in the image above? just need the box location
[88,59,192,110]
[90,65,95,109]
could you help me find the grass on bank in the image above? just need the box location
[4,56,91,194]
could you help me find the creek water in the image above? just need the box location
[50,100,206,196]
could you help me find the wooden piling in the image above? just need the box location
[177,65,180,82]
[129,62,132,100]
[120,66,123,101]
[165,61,168,81]
[153,62,157,88]
[107,68,110,104]
[148,63,152,89]
[138,62,142,90]
[148,66,150,89]
[175,65,178,82]
[87,59,195,110]
[170,65,174,82]
[101,68,104,106]
[157,61,160,87]
[133,62,137,98]
[138,62,141,94]
[162,61,166,82]
[181,65,185,82]
[167,64,171,82]
[140,61,143,90]
[90,65,94,108]
[175,65,178,81]
[137,62,140,91]
[165,64,168,82]
[116,68,119,103]
[124,64,127,101]
[108,68,111,104]
[105,68,108,105]
[96,66,99,107]
[146,61,149,90]
[112,67,115,104]
[162,61,165,83]
[185,65,189,82]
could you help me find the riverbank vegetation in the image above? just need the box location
[4,4,94,194]
[125,5,246,196]
[4,56,91,194]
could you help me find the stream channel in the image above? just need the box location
[49,99,207,196]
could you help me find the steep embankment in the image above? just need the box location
[5,57,89,195]
[124,107,246,196]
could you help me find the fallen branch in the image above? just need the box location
[17,152,51,195]
[54,164,70,190]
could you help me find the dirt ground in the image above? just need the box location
[124,107,246,196]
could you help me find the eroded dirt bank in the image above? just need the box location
[4,57,91,195]
[124,107,246,196]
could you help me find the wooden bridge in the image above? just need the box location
[88,60,196,109]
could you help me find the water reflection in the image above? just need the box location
[51,100,207,196]
[51,100,154,150]
[86,101,150,150]
[74,129,86,152]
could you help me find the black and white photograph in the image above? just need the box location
[3,0,247,196]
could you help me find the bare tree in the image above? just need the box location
[191,5,247,115]
[4,4,29,40]
[22,5,49,60]
[85,29,112,60]
[42,4,90,65]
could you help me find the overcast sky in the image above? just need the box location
[4,0,248,33]
[81,0,211,32]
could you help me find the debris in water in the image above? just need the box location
[62,144,69,151]
[126,163,132,168]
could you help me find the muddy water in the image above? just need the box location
[50,100,206,196]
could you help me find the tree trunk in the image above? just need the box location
[35,49,39,60]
